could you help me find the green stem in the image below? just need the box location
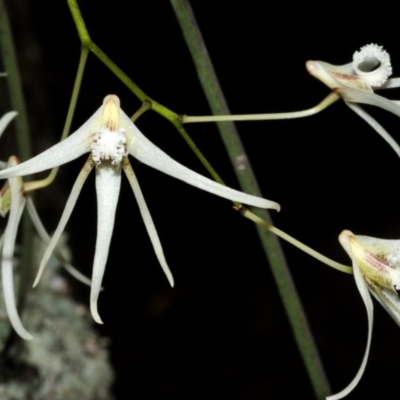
[182,92,340,123]
[66,0,226,191]
[170,1,331,398]
[0,0,32,163]
[0,0,33,321]
[61,47,89,141]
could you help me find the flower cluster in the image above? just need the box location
[2,42,400,400]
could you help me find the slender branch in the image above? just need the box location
[243,209,352,274]
[170,1,331,398]
[24,47,89,193]
[131,100,152,122]
[182,92,340,123]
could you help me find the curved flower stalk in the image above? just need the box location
[330,230,400,400]
[0,95,280,324]
[307,43,400,158]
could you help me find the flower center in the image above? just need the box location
[91,126,127,165]
[352,44,392,88]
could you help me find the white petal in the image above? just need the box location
[327,261,373,400]
[90,163,121,324]
[339,88,400,119]
[0,107,103,180]
[0,111,17,139]
[123,160,174,287]
[122,113,280,210]
[26,196,92,287]
[345,102,400,158]
[368,284,400,327]
[2,177,34,340]
[34,157,94,287]
[381,77,400,89]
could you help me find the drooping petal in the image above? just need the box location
[34,157,94,287]
[0,107,103,181]
[345,102,400,158]
[2,174,34,340]
[327,259,374,400]
[122,159,174,287]
[121,113,280,210]
[0,111,17,139]
[26,196,92,287]
[90,163,121,324]
[368,283,400,327]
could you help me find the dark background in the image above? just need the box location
[1,1,400,399]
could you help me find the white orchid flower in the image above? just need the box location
[330,230,400,400]
[0,112,94,340]
[307,44,400,158]
[0,95,280,325]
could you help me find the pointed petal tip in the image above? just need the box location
[164,268,174,287]
[13,322,34,340]
[91,302,104,324]
[339,230,355,259]
[22,332,34,341]
[305,60,318,76]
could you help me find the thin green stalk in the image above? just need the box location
[25,47,89,192]
[0,0,33,318]
[182,92,340,123]
[243,208,352,274]
[170,1,331,398]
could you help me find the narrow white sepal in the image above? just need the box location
[35,158,94,287]
[327,261,373,400]
[90,164,121,324]
[345,102,400,158]
[0,108,103,181]
[123,161,174,287]
[381,77,400,89]
[2,176,34,340]
[0,111,17,139]
[122,113,280,210]
[339,88,400,119]
[26,197,93,287]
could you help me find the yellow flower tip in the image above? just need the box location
[7,155,20,167]
[339,232,400,291]
[306,60,340,90]
[102,94,121,131]
[305,60,319,77]
[339,229,355,256]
